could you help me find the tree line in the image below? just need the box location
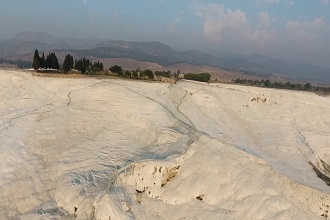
[108,67,212,83]
[32,50,60,70]
[108,66,184,81]
[184,73,211,82]
[108,65,155,79]
[32,50,104,74]
[233,78,330,95]
[31,49,214,83]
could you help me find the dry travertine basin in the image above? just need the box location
[0,69,330,219]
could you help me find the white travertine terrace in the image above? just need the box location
[0,69,330,219]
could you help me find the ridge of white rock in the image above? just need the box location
[0,69,330,219]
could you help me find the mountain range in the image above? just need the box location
[1,31,330,84]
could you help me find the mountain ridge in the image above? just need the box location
[1,32,330,83]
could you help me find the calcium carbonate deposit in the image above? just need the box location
[1,69,330,219]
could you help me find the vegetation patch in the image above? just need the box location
[233,78,330,95]
[184,73,211,82]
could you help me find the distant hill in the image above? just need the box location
[1,32,330,84]
[95,40,177,57]
[178,50,224,67]
[0,32,102,59]
[66,40,180,66]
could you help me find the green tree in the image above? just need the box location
[143,69,154,79]
[75,59,82,72]
[155,70,171,78]
[92,61,104,72]
[32,50,40,70]
[40,53,45,69]
[304,83,312,90]
[132,70,138,78]
[109,65,123,75]
[86,65,93,74]
[75,58,91,73]
[45,52,60,70]
[32,58,40,70]
[63,54,74,73]
[125,70,131,77]
[264,79,271,88]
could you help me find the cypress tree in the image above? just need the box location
[32,50,40,70]
[64,54,74,72]
[46,52,60,70]
[40,53,45,69]
[63,54,73,73]
[70,55,74,69]
[45,53,50,69]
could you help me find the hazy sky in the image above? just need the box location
[1,0,330,67]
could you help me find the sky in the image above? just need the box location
[1,0,330,67]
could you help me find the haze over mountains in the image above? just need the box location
[1,32,330,84]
